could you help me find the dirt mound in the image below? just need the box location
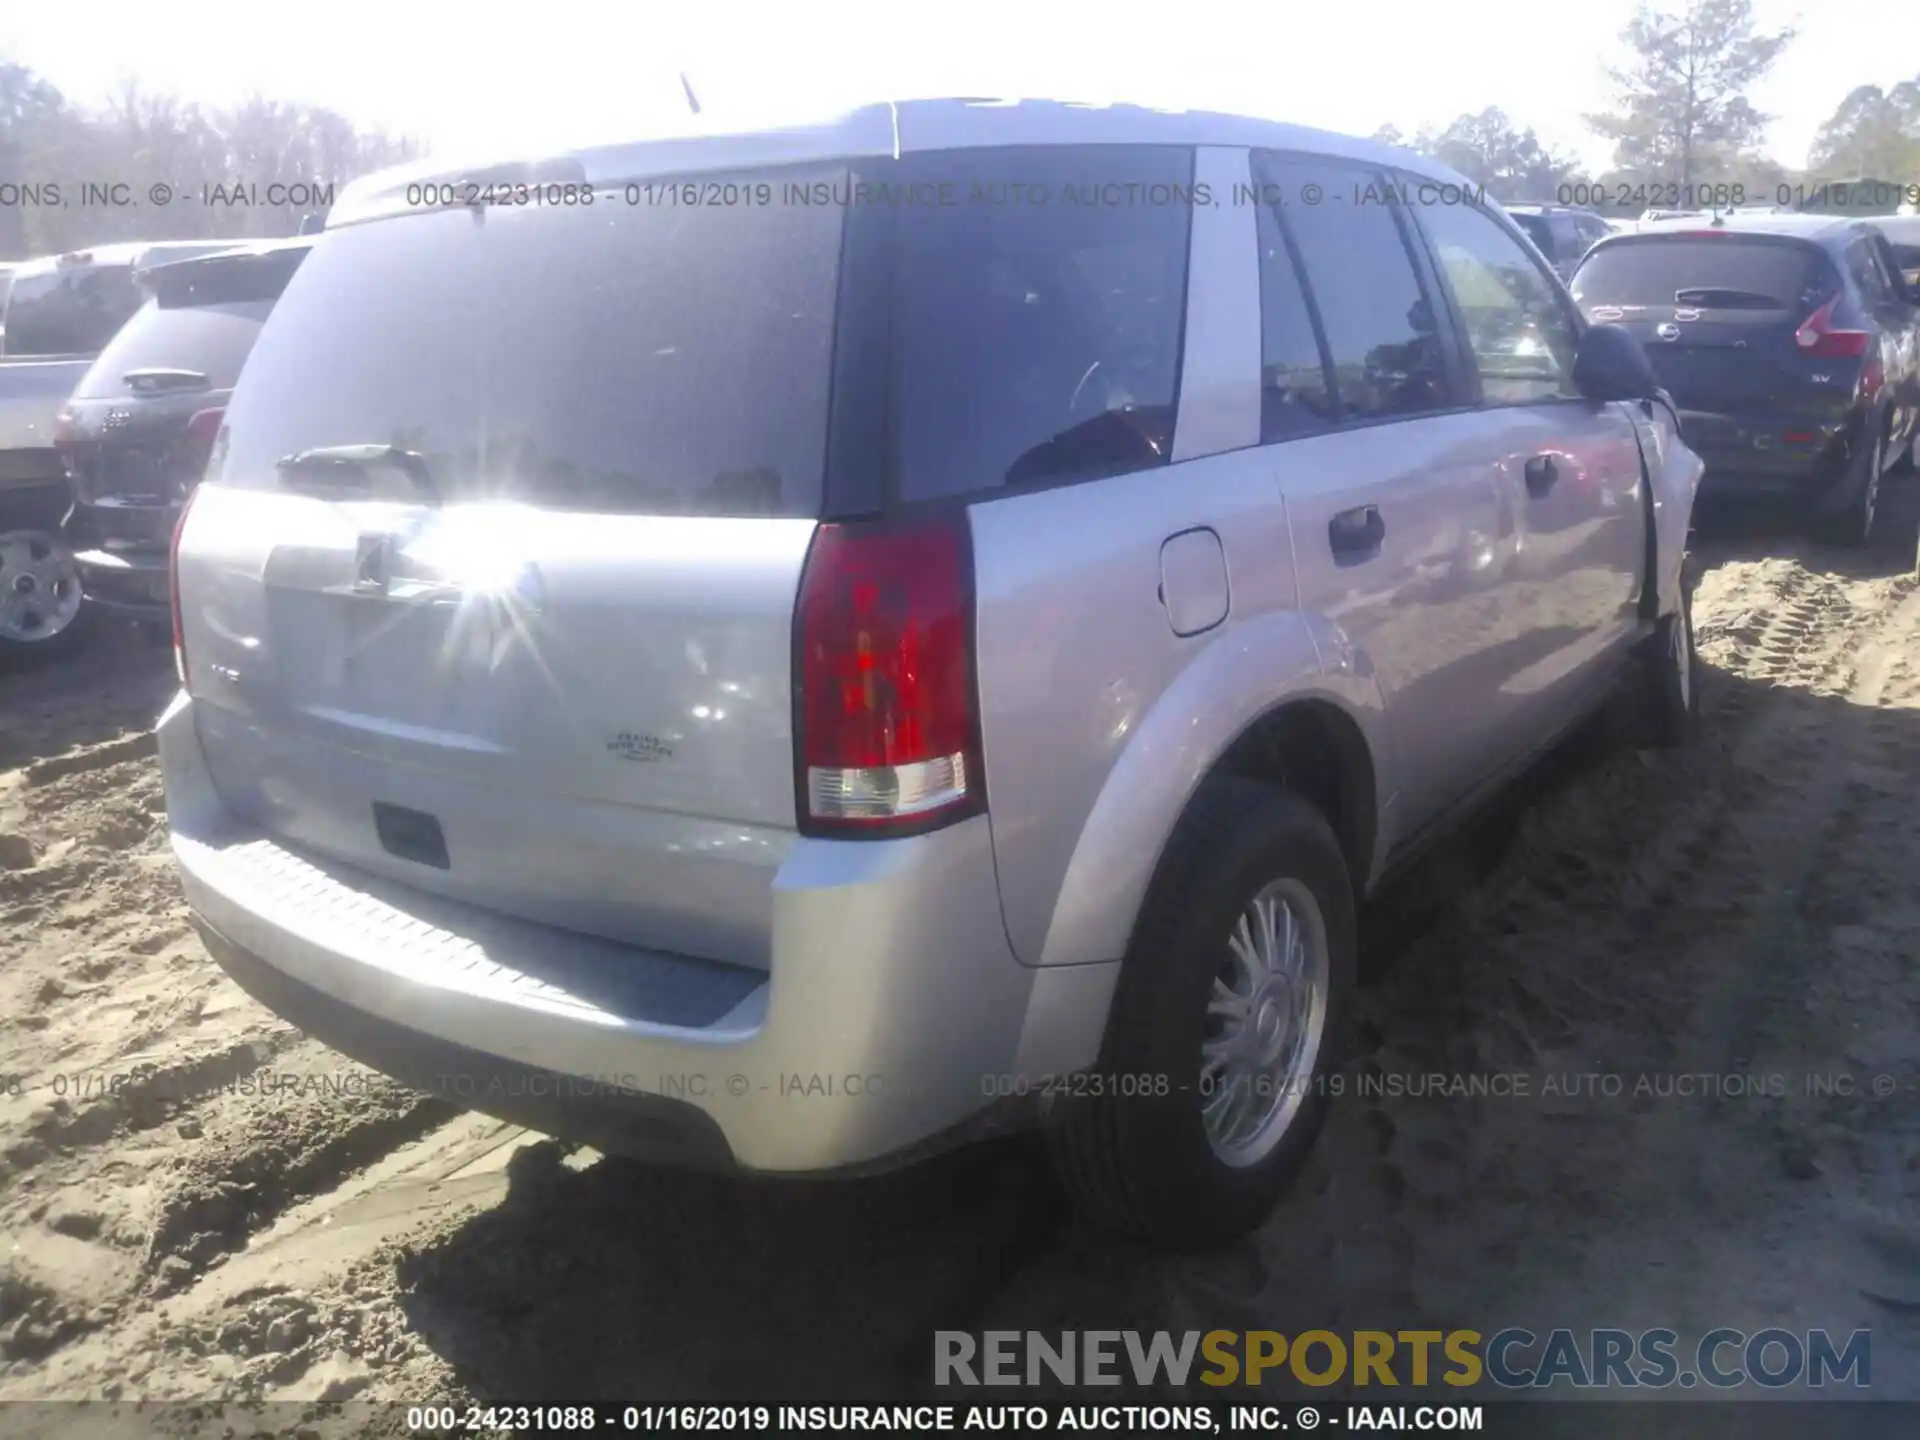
[2,535,1916,1415]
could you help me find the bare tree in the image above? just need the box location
[0,60,423,258]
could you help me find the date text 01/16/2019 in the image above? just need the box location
[1558,179,1920,210]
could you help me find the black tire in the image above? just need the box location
[1643,572,1704,756]
[1812,425,1884,547]
[1640,577,1700,748]
[0,604,92,672]
[1046,779,1356,1249]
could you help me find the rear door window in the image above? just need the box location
[218,171,845,518]
[1571,237,1833,311]
[876,146,1194,502]
[1253,152,1456,421]
[1,263,144,357]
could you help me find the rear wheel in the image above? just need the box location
[1046,780,1355,1249]
[0,528,88,666]
[1812,426,1883,547]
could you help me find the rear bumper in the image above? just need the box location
[1681,408,1863,505]
[159,691,1111,1173]
[73,546,170,621]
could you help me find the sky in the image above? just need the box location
[3,0,1916,178]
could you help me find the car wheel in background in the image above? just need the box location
[1812,427,1884,547]
[0,528,89,666]
[1047,779,1356,1250]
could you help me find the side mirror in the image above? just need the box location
[1573,322,1660,402]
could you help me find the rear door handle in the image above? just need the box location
[1524,454,1559,497]
[1329,504,1385,564]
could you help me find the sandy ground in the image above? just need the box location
[1,514,1918,1427]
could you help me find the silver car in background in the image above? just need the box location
[161,100,1703,1248]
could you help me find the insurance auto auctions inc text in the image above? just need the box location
[936,1327,1870,1390]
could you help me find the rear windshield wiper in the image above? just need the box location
[1672,287,1784,310]
[123,367,209,392]
[275,444,440,503]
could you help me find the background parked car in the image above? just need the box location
[0,239,249,659]
[1570,213,1920,543]
[53,238,313,636]
[1505,203,1613,281]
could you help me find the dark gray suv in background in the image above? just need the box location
[55,239,312,628]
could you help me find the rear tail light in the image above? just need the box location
[795,512,983,834]
[1794,297,1871,358]
[51,408,76,447]
[169,487,199,687]
[185,406,225,458]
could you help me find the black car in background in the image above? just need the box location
[1506,204,1613,282]
[1570,213,1920,543]
[54,238,312,626]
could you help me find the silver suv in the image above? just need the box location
[161,100,1704,1248]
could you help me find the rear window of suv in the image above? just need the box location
[217,148,1194,517]
[1,263,144,357]
[73,248,309,401]
[1571,236,1834,310]
[219,172,847,519]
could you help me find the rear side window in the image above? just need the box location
[877,146,1193,502]
[1254,153,1455,421]
[1252,197,1335,440]
[1571,237,1834,311]
[220,171,845,518]
[1,264,143,357]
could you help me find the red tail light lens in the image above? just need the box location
[1794,297,1871,358]
[795,513,982,833]
[169,488,199,687]
[185,406,225,458]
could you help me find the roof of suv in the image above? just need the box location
[1628,212,1874,244]
[6,239,255,279]
[329,97,1477,229]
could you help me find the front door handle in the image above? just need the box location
[1524,454,1559,497]
[1329,504,1385,564]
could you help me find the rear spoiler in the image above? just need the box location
[136,241,316,304]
